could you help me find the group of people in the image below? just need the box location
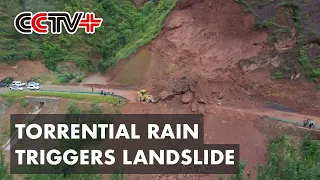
[303,119,315,128]
[100,89,114,96]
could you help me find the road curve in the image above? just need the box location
[40,85,137,102]
[0,85,137,102]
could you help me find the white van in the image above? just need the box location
[11,81,22,86]
[11,81,26,87]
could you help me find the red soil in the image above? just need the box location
[120,0,320,179]
[0,60,50,81]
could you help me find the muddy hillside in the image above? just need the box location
[126,0,320,116]
[123,0,320,178]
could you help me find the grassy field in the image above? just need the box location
[0,91,123,104]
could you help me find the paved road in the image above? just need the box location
[0,87,9,94]
[208,105,320,130]
[0,85,137,102]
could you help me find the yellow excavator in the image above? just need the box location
[136,90,158,103]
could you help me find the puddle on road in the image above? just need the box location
[112,49,151,87]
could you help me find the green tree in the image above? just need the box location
[68,100,81,114]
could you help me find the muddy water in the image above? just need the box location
[112,49,151,87]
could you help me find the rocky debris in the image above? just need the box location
[218,93,224,99]
[198,106,205,114]
[195,94,206,104]
[290,72,300,80]
[159,90,174,100]
[191,102,197,112]
[197,98,206,104]
[171,76,197,95]
[181,91,193,104]
[166,14,184,30]
[239,50,283,72]
[274,29,296,52]
[158,80,169,89]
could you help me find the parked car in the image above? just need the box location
[0,82,8,88]
[28,81,40,86]
[11,81,22,86]
[9,85,24,91]
[11,81,27,87]
[27,84,40,90]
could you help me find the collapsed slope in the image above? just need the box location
[122,0,320,178]
[145,0,267,85]
[123,0,269,177]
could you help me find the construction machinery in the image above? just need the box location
[136,90,158,103]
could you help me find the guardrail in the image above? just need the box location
[262,116,320,130]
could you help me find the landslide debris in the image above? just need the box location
[170,76,197,95]
[159,90,174,100]
[181,91,193,104]
[123,0,320,177]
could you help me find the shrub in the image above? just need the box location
[41,43,66,70]
[76,77,84,83]
[272,71,284,79]
[255,19,278,29]
[86,103,103,114]
[298,46,320,82]
[20,99,29,107]
[68,100,81,114]
[0,150,12,180]
[57,74,76,84]
[0,77,14,84]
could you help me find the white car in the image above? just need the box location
[28,82,40,86]
[27,85,40,90]
[10,85,24,91]
[11,81,22,86]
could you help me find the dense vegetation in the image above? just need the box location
[0,0,176,73]
[228,135,320,180]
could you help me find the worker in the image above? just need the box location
[92,87,93,92]
[100,89,103,95]
[303,119,310,127]
[308,120,315,128]
[104,92,107,96]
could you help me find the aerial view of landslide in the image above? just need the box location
[0,0,319,179]
[122,0,320,179]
